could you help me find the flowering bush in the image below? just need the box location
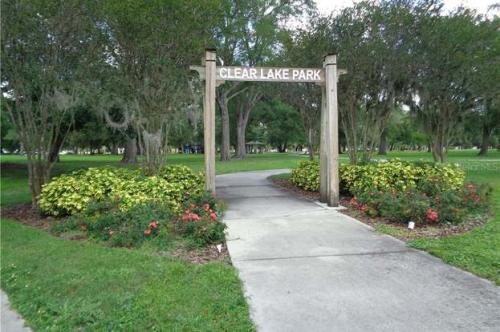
[51,199,172,248]
[40,166,204,216]
[351,183,491,225]
[175,192,226,246]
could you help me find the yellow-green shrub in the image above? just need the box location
[290,159,465,195]
[290,160,320,191]
[39,166,204,216]
[341,160,465,195]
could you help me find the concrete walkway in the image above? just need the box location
[1,290,31,332]
[218,170,500,332]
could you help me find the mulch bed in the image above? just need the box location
[1,204,54,230]
[170,245,230,264]
[269,177,489,242]
[1,204,230,265]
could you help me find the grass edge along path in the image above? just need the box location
[0,220,255,331]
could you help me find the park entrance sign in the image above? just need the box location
[217,67,324,83]
[191,49,343,206]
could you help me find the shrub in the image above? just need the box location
[39,168,141,216]
[340,159,465,196]
[52,199,172,248]
[351,183,491,225]
[290,160,320,191]
[355,190,430,223]
[39,166,204,216]
[175,192,226,246]
[290,159,465,196]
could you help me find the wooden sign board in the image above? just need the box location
[217,66,324,83]
[191,50,342,207]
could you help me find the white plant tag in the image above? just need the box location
[216,244,223,253]
[408,221,415,230]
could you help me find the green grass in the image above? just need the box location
[1,153,307,206]
[408,167,500,284]
[1,220,254,331]
[1,150,499,329]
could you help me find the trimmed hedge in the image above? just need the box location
[39,166,204,216]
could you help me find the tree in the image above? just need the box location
[216,0,314,160]
[281,19,328,159]
[0,107,20,153]
[1,0,100,206]
[409,7,488,162]
[471,18,500,156]
[97,0,219,173]
[253,99,305,152]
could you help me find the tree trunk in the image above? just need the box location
[110,143,119,155]
[236,112,247,159]
[478,125,491,156]
[378,129,387,155]
[48,134,65,163]
[220,102,231,161]
[431,141,445,163]
[28,160,51,209]
[307,127,314,160]
[121,137,138,163]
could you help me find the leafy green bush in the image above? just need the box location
[39,168,141,216]
[290,159,465,196]
[351,183,491,225]
[290,160,320,191]
[39,166,204,216]
[175,192,226,246]
[290,158,488,225]
[52,199,172,248]
[340,159,465,195]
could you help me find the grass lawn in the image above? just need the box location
[1,150,499,329]
[1,220,254,331]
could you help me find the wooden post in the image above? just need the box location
[204,49,216,193]
[324,54,339,206]
[319,85,328,203]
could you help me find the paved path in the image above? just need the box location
[1,290,31,332]
[218,170,500,332]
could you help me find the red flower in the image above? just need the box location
[144,229,152,235]
[350,197,359,208]
[210,212,217,221]
[182,212,201,222]
[426,208,439,222]
[149,221,159,229]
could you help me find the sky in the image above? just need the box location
[315,0,499,16]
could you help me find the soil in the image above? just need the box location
[269,177,489,242]
[170,245,231,264]
[1,204,231,265]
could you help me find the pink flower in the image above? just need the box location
[210,212,217,221]
[144,229,152,235]
[149,221,159,229]
[350,197,359,208]
[426,208,439,222]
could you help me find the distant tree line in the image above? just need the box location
[1,0,498,206]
